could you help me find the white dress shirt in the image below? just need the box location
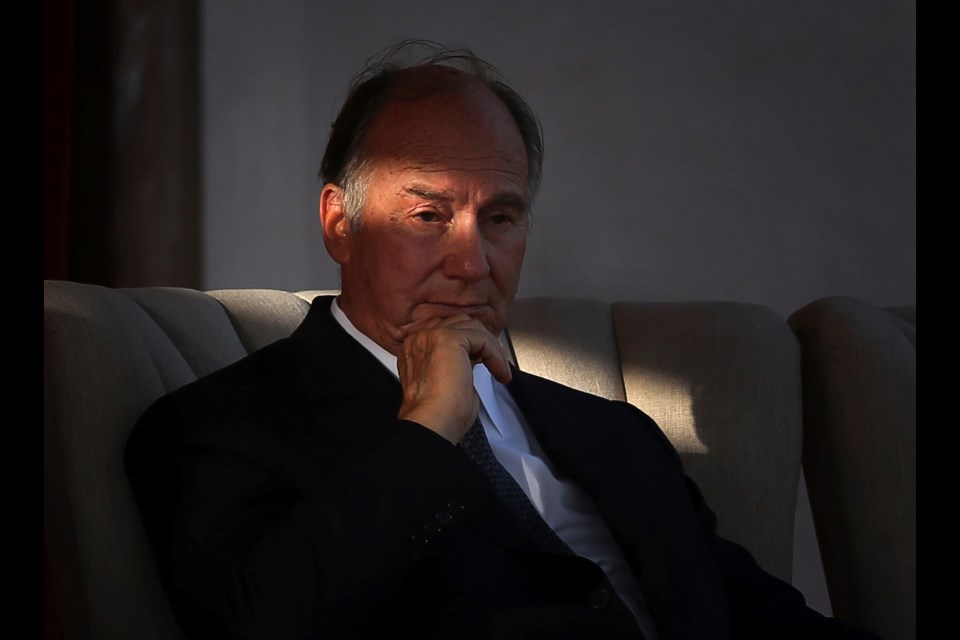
[331,300,657,638]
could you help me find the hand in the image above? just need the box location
[396,314,513,444]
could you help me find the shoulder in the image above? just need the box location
[134,296,362,430]
[126,298,403,462]
[127,300,340,451]
[509,367,660,430]
[126,334,306,454]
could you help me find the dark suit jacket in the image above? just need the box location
[125,296,876,640]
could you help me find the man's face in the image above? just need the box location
[321,77,530,355]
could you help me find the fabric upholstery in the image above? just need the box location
[508,297,625,401]
[44,281,190,640]
[120,286,249,379]
[612,302,802,582]
[788,296,916,640]
[508,299,801,583]
[44,282,333,640]
[207,289,314,353]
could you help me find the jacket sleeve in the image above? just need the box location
[125,391,489,640]
[636,407,885,640]
[673,476,883,639]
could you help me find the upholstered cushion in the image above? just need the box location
[613,302,802,582]
[508,298,802,582]
[45,282,189,640]
[788,296,916,640]
[44,282,335,640]
[508,297,625,401]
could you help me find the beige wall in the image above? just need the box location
[201,0,915,319]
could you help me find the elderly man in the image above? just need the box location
[125,42,878,639]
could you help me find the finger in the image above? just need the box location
[456,326,513,384]
[398,317,512,385]
[397,312,474,338]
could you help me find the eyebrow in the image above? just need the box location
[486,193,529,213]
[403,186,529,212]
[403,186,452,202]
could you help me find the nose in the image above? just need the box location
[442,219,490,282]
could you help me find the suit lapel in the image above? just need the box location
[507,369,733,638]
[288,296,402,405]
[505,368,676,517]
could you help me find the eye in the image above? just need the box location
[413,210,441,223]
[483,211,523,228]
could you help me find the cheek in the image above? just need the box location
[368,239,444,293]
[394,247,441,279]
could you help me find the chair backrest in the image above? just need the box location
[45,281,804,639]
[789,296,916,640]
[508,297,803,581]
[44,282,334,640]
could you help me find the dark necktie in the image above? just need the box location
[458,418,574,556]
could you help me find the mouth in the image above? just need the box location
[421,302,492,316]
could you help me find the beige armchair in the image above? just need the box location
[44,280,913,639]
[789,297,916,640]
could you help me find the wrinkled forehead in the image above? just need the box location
[360,68,529,182]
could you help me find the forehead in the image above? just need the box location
[360,72,528,186]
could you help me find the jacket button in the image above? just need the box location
[589,588,612,609]
[410,533,428,549]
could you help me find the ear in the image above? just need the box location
[319,183,352,265]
